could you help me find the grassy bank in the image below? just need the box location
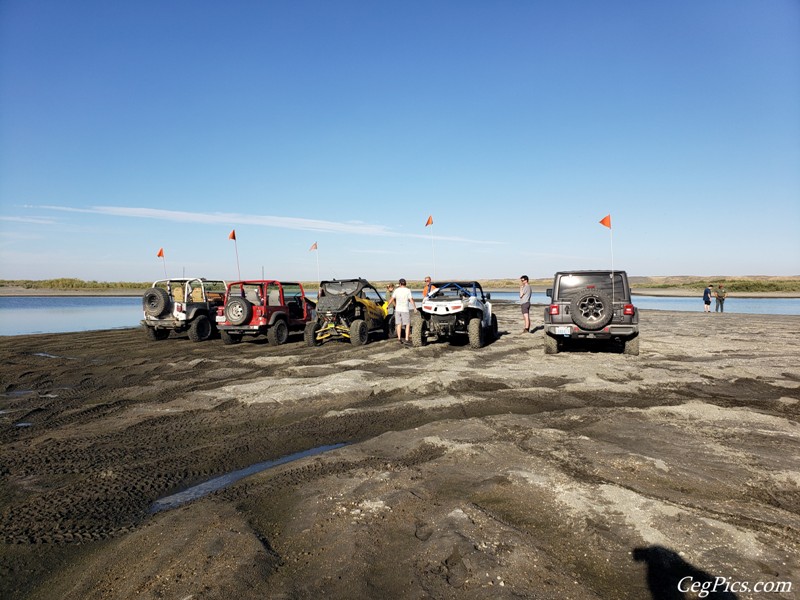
[0,278,150,291]
[637,279,800,293]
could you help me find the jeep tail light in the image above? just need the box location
[175,303,184,313]
[549,304,559,315]
[623,304,635,316]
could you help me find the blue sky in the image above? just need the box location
[1,0,798,282]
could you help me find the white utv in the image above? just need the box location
[412,281,498,349]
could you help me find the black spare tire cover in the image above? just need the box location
[143,287,170,317]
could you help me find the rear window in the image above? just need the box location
[322,281,360,296]
[556,273,627,302]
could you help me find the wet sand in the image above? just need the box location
[1,303,798,599]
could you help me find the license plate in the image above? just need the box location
[555,326,571,336]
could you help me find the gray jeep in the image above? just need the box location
[543,270,639,355]
[412,281,498,348]
[141,278,226,342]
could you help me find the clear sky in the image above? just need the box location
[1,0,798,282]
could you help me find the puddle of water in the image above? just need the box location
[14,422,33,428]
[2,390,35,398]
[150,443,348,514]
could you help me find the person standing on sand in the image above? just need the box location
[387,278,416,345]
[703,285,713,313]
[715,284,727,312]
[520,275,532,332]
[384,284,395,316]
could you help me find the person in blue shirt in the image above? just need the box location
[702,285,713,313]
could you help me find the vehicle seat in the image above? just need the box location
[245,289,262,305]
[268,289,281,306]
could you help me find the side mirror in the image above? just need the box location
[485,292,491,300]
[546,288,553,298]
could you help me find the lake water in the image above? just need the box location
[0,293,798,336]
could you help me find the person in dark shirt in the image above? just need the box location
[703,285,713,313]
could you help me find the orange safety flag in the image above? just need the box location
[156,247,164,258]
[228,229,236,240]
[309,242,318,251]
[425,215,433,227]
[599,214,612,229]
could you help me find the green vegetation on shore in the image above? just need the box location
[0,278,150,290]
[639,279,800,293]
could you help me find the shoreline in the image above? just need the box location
[2,286,799,299]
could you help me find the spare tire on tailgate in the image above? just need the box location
[225,297,253,326]
[143,287,171,317]
[569,288,613,330]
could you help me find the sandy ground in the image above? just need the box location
[1,303,798,599]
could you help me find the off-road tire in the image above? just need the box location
[411,318,428,347]
[544,334,559,355]
[267,319,289,346]
[350,319,368,346]
[623,335,640,356]
[468,317,484,349]
[570,288,613,330]
[188,315,212,342]
[490,314,499,340]
[225,298,253,326]
[143,287,170,318]
[384,315,395,339]
[145,326,169,341]
[220,330,243,345]
[305,321,321,347]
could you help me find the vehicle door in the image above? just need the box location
[362,285,385,329]
[281,283,306,325]
[263,282,282,325]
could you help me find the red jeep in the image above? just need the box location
[216,281,315,345]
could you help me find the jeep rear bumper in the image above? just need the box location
[545,324,637,339]
[141,318,187,332]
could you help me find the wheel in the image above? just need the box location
[490,314,498,340]
[623,336,640,356]
[220,330,242,345]
[544,334,559,355]
[384,315,395,339]
[411,318,428,347]
[349,319,368,346]
[225,298,252,326]
[188,315,212,342]
[145,326,169,341]
[142,287,170,317]
[569,288,613,330]
[267,319,289,346]
[468,317,484,349]
[304,321,321,347]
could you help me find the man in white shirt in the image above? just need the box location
[387,278,416,345]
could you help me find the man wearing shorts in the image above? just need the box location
[520,275,532,333]
[388,278,417,345]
